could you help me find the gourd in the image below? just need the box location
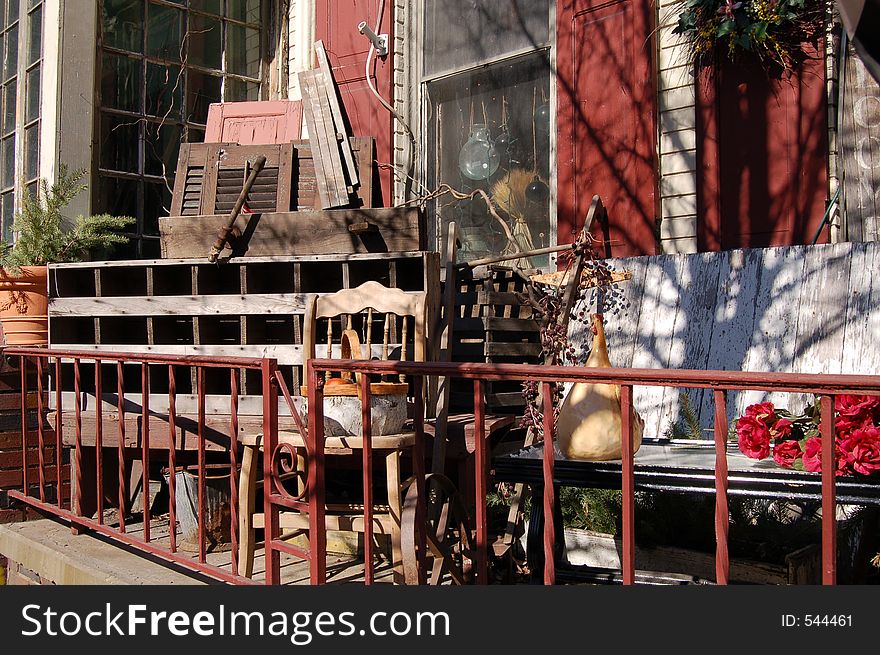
[556,313,644,461]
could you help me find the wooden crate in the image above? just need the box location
[48,252,440,415]
[448,265,540,415]
[159,207,425,259]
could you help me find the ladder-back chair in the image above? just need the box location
[238,280,427,582]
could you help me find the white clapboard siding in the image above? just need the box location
[656,0,698,255]
[566,243,879,439]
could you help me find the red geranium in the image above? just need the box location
[840,425,880,476]
[772,439,802,468]
[736,415,772,459]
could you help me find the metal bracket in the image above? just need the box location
[357,21,388,58]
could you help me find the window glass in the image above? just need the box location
[146,3,182,60]
[100,112,140,173]
[226,23,260,77]
[25,123,38,179]
[144,121,181,176]
[2,134,14,186]
[99,0,263,257]
[103,0,144,54]
[2,80,15,132]
[102,53,142,113]
[423,0,549,77]
[226,77,259,102]
[426,52,552,264]
[4,22,17,80]
[27,3,40,64]
[228,0,260,24]
[145,61,181,118]
[190,0,222,15]
[186,70,221,124]
[25,66,39,121]
[188,13,222,70]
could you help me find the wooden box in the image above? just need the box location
[47,252,440,417]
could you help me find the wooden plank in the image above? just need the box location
[841,46,880,242]
[0,392,40,411]
[200,144,223,215]
[159,208,424,259]
[47,342,406,367]
[299,69,350,208]
[311,71,351,203]
[784,243,854,414]
[315,40,359,188]
[58,392,303,417]
[673,250,723,435]
[485,342,542,358]
[699,249,761,426]
[49,249,427,270]
[0,430,47,449]
[628,254,684,438]
[298,70,334,209]
[170,143,193,216]
[841,242,880,376]
[50,293,312,317]
[737,246,808,411]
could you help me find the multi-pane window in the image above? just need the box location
[423,0,552,265]
[0,0,42,242]
[98,0,263,258]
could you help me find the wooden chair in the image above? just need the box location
[238,280,427,582]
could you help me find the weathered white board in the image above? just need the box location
[568,242,880,438]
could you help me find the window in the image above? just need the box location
[0,0,42,242]
[423,0,552,265]
[97,0,263,258]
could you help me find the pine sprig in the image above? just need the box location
[0,165,134,273]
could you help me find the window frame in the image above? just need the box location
[0,0,43,242]
[418,0,558,263]
[95,0,266,258]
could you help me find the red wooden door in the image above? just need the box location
[556,0,658,257]
[697,48,829,250]
[316,0,393,207]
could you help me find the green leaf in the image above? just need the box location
[751,21,769,40]
[717,20,735,37]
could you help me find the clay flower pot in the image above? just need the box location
[0,265,49,346]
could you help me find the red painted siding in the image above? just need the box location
[556,0,658,257]
[697,47,829,250]
[315,0,393,207]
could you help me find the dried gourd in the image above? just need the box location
[556,313,644,461]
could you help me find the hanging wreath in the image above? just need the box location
[672,0,828,71]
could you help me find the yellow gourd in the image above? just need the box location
[556,313,644,461]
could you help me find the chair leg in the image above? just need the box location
[385,449,404,584]
[239,445,258,578]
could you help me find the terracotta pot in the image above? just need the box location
[0,265,49,346]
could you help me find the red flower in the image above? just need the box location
[802,437,853,476]
[737,415,772,459]
[840,425,880,476]
[772,440,802,468]
[771,418,793,440]
[803,437,823,473]
[744,402,775,422]
[835,394,880,425]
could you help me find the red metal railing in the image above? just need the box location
[4,347,324,585]
[7,347,880,585]
[307,357,880,586]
